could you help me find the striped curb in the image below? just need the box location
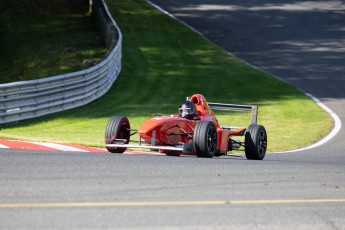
[0,139,106,153]
[0,139,163,155]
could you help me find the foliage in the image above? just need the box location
[0,0,105,83]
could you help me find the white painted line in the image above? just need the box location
[281,93,342,153]
[146,1,177,19]
[30,142,88,152]
[145,0,204,37]
[0,144,9,148]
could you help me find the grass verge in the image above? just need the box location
[0,0,332,152]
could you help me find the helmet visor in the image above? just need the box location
[179,107,193,118]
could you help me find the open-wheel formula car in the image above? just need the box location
[105,94,267,160]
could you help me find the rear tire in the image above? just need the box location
[193,121,217,158]
[245,125,267,160]
[105,116,130,153]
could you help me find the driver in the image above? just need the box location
[178,101,198,120]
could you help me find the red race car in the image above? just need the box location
[105,94,267,160]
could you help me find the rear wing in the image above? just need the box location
[208,103,258,125]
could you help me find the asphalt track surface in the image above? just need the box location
[1,0,345,229]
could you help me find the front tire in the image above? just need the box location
[245,125,267,160]
[193,121,217,158]
[105,116,130,153]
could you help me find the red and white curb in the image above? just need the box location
[0,139,161,155]
[0,139,106,153]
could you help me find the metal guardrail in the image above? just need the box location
[0,0,122,124]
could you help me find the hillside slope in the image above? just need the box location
[0,0,106,83]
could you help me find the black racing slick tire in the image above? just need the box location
[105,116,130,153]
[245,125,267,160]
[193,121,217,158]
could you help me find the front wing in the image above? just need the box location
[106,142,193,153]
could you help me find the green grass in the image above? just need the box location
[0,0,332,152]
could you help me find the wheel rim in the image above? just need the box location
[207,126,217,153]
[257,129,267,156]
[119,124,130,143]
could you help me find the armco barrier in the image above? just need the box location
[0,0,121,124]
